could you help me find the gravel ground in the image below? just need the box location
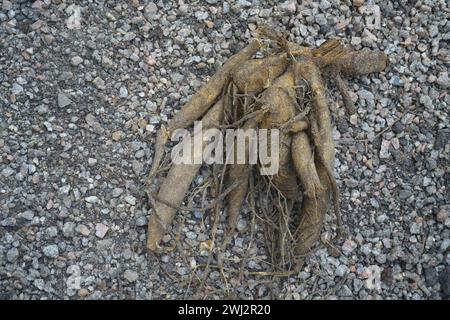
[0,0,449,300]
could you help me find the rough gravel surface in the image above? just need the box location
[0,0,449,300]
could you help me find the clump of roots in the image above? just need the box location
[145,25,388,285]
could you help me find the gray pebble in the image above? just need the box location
[144,3,158,20]
[18,210,34,221]
[58,92,72,108]
[136,216,147,227]
[93,77,106,90]
[124,195,137,206]
[70,56,83,66]
[46,226,58,238]
[112,188,124,198]
[336,264,349,277]
[342,239,357,255]
[43,245,59,258]
[63,222,76,237]
[6,248,19,263]
[11,83,23,94]
[436,72,449,89]
[85,196,99,204]
[119,86,128,98]
[123,270,139,282]
[75,224,90,236]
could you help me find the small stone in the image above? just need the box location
[342,239,357,255]
[319,0,331,10]
[85,196,99,204]
[376,214,388,223]
[204,20,214,28]
[338,285,353,297]
[46,226,58,238]
[353,279,364,292]
[410,222,421,235]
[1,218,16,227]
[75,224,90,236]
[146,56,156,66]
[11,83,24,95]
[353,0,364,7]
[132,160,143,176]
[87,158,97,166]
[78,288,89,297]
[123,32,136,42]
[6,248,19,263]
[105,12,116,21]
[93,77,106,90]
[441,239,450,251]
[144,3,158,20]
[136,216,147,227]
[85,113,96,126]
[124,195,137,206]
[428,25,439,38]
[351,36,362,46]
[390,76,404,87]
[162,234,171,243]
[58,92,72,108]
[123,270,139,282]
[392,122,404,134]
[186,231,197,240]
[43,244,59,258]
[190,258,197,269]
[30,20,43,30]
[66,5,81,30]
[436,209,448,223]
[18,210,34,221]
[44,122,53,132]
[281,1,297,13]
[359,4,381,30]
[70,56,83,66]
[420,95,433,109]
[194,10,208,21]
[2,0,12,11]
[2,167,15,178]
[63,222,76,237]
[123,249,134,260]
[379,140,391,159]
[336,265,349,277]
[360,244,372,258]
[194,211,203,219]
[237,0,252,7]
[59,71,74,81]
[436,72,449,89]
[95,223,109,239]
[97,239,113,251]
[112,131,122,141]
[391,137,400,150]
[236,219,247,232]
[34,279,45,290]
[112,188,123,198]
[119,86,128,98]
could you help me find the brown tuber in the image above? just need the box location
[146,27,388,275]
